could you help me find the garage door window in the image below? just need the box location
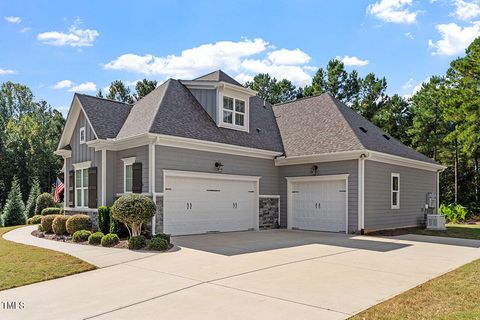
[391,173,400,209]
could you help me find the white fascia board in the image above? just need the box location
[368,151,446,172]
[72,161,91,170]
[163,169,261,182]
[275,150,366,166]
[155,134,280,159]
[54,149,72,158]
[181,80,257,96]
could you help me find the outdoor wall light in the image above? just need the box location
[215,161,224,172]
[311,165,319,175]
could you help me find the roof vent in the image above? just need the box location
[359,127,368,133]
[382,134,391,140]
[256,128,262,133]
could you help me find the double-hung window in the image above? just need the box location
[391,173,400,209]
[122,157,136,193]
[75,168,88,208]
[222,96,245,128]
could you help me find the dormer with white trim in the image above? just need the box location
[181,70,256,133]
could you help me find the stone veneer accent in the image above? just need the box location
[154,196,164,234]
[64,209,98,231]
[259,197,280,229]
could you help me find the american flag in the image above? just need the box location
[54,177,64,203]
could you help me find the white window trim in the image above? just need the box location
[75,168,89,208]
[122,157,136,193]
[217,87,250,133]
[72,161,91,170]
[79,126,86,144]
[391,173,400,209]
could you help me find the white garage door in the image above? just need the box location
[164,172,258,236]
[290,179,347,232]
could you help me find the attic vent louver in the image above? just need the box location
[359,127,368,133]
[382,134,391,140]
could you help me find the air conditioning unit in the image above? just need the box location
[426,214,446,230]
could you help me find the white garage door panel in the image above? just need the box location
[291,179,347,232]
[164,175,256,235]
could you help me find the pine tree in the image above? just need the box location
[2,177,26,226]
[23,177,41,219]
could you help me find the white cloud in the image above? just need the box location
[68,82,96,92]
[403,77,430,98]
[429,22,480,55]
[402,78,415,90]
[452,0,480,21]
[20,27,30,33]
[104,38,315,87]
[0,68,16,75]
[267,48,311,65]
[52,80,73,89]
[336,55,370,66]
[37,21,99,47]
[404,32,414,39]
[4,16,21,24]
[367,0,418,24]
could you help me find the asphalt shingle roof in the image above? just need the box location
[76,94,132,139]
[273,93,437,164]
[194,70,243,86]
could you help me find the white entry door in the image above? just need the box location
[164,172,258,236]
[290,178,347,232]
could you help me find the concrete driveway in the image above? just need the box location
[1,229,479,320]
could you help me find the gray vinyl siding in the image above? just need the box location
[154,146,279,195]
[364,160,436,230]
[66,110,102,205]
[279,160,358,232]
[189,88,217,121]
[115,145,149,194]
[105,150,117,205]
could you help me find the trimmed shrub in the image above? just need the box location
[101,233,120,247]
[109,215,129,238]
[98,206,111,234]
[27,215,43,225]
[153,233,171,245]
[439,203,469,223]
[148,237,168,251]
[35,193,55,215]
[24,177,41,219]
[41,214,61,234]
[66,214,92,235]
[52,215,69,235]
[111,194,156,237]
[41,207,62,216]
[128,235,147,250]
[88,232,104,245]
[37,224,44,232]
[72,230,92,243]
[2,177,26,226]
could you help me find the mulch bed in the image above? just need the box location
[365,226,424,237]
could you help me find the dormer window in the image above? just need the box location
[79,127,86,144]
[223,96,245,127]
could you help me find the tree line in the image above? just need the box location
[2,38,480,215]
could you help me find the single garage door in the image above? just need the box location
[164,172,258,236]
[290,178,347,232]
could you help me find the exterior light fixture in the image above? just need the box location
[311,165,318,175]
[215,161,224,172]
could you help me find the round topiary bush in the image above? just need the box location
[88,232,104,245]
[101,233,120,247]
[111,194,156,237]
[153,233,171,245]
[41,214,62,234]
[52,215,69,235]
[128,235,147,250]
[35,193,55,215]
[148,237,168,251]
[41,207,62,216]
[72,230,92,242]
[66,214,92,235]
[27,215,43,225]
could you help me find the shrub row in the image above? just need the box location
[40,214,92,235]
[27,215,42,225]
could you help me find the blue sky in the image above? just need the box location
[1,0,479,115]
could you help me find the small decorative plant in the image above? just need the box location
[111,194,156,238]
[439,203,468,223]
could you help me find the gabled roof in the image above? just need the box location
[117,79,284,152]
[76,94,132,139]
[194,70,243,86]
[273,93,437,164]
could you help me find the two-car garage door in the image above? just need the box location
[164,172,258,236]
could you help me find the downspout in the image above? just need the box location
[358,152,370,234]
[436,166,446,214]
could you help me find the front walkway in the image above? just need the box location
[3,226,157,267]
[0,228,479,320]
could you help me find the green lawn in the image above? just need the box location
[350,259,480,320]
[0,226,95,291]
[411,222,480,240]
